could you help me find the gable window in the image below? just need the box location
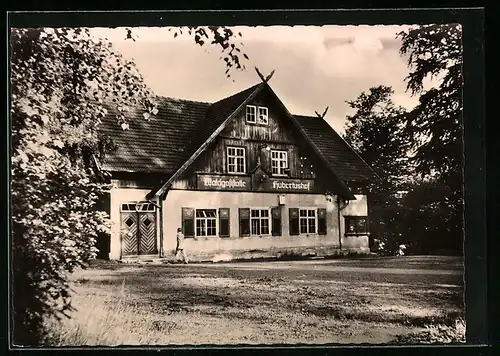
[271,150,288,176]
[227,147,246,174]
[345,216,368,236]
[299,209,317,234]
[246,105,257,123]
[195,209,217,237]
[250,208,270,236]
[258,107,268,124]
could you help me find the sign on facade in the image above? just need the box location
[198,174,314,193]
[268,179,313,192]
[197,174,251,191]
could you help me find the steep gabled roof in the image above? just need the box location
[97,81,376,200]
[153,83,264,197]
[99,96,210,173]
[294,115,378,182]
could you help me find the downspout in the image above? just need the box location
[147,198,163,258]
[337,196,350,251]
[337,196,342,250]
[158,199,164,258]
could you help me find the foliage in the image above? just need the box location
[10,26,247,345]
[401,178,463,254]
[343,86,410,254]
[397,24,464,254]
[169,26,248,78]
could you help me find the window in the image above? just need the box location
[120,202,155,212]
[121,203,137,211]
[246,105,269,125]
[299,209,317,234]
[138,202,156,212]
[227,147,246,174]
[271,150,288,176]
[195,209,217,237]
[250,209,270,236]
[246,105,256,123]
[258,107,268,124]
[345,216,368,235]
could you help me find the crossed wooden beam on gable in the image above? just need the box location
[315,106,329,119]
[254,66,275,83]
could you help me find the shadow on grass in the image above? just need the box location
[301,304,464,327]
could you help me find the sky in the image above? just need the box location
[90,25,422,133]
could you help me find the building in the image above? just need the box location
[96,78,377,261]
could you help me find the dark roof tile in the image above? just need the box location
[293,115,376,182]
[99,96,210,173]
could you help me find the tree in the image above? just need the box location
[397,24,463,254]
[10,26,247,345]
[343,85,411,253]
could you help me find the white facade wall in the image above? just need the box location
[108,185,370,260]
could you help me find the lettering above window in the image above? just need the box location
[227,146,246,174]
[246,105,268,125]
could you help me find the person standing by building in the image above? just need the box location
[175,227,189,264]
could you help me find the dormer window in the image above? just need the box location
[246,105,257,123]
[246,105,269,125]
[258,107,268,124]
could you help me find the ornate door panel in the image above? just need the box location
[138,212,157,255]
[121,212,138,256]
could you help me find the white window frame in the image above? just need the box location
[120,202,156,212]
[258,106,269,125]
[226,146,246,174]
[344,216,369,236]
[271,150,289,176]
[195,209,218,238]
[250,208,271,237]
[299,208,318,235]
[246,105,257,123]
[120,202,137,212]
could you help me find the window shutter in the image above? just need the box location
[318,208,327,235]
[239,208,250,237]
[271,207,282,236]
[289,208,299,236]
[182,208,195,238]
[219,208,230,237]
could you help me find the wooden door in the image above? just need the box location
[121,212,138,256]
[138,212,157,255]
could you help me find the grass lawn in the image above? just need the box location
[45,256,464,346]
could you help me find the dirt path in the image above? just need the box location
[54,256,464,345]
